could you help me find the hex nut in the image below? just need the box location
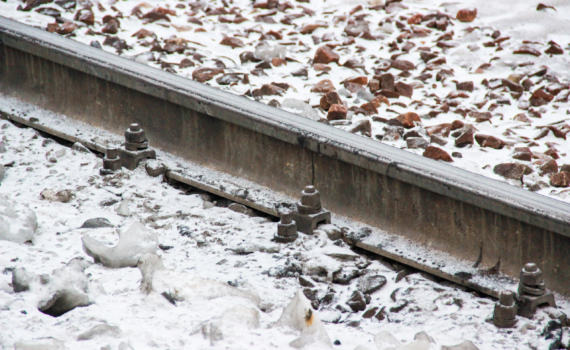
[520,263,543,287]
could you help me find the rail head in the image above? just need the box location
[1,16,569,237]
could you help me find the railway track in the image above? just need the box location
[1,16,570,298]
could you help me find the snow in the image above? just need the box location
[0,195,39,244]
[0,102,569,350]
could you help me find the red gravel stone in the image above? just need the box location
[390,60,415,71]
[475,134,506,149]
[456,8,477,22]
[494,163,526,180]
[396,112,421,129]
[311,79,336,93]
[220,37,245,48]
[314,46,340,64]
[395,82,413,98]
[327,104,347,120]
[320,92,342,110]
[550,172,570,188]
[423,146,453,162]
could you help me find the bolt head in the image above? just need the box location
[304,185,316,194]
[524,263,538,273]
[106,147,118,159]
[520,263,543,287]
[280,209,293,224]
[499,291,514,307]
[130,123,141,132]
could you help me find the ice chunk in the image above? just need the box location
[82,222,158,268]
[137,253,260,306]
[116,198,131,216]
[77,324,122,341]
[276,290,332,349]
[374,331,401,350]
[13,258,92,317]
[0,195,38,244]
[14,339,66,350]
[255,43,286,62]
[206,305,260,345]
[282,98,320,120]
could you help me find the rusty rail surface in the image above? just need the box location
[1,17,569,295]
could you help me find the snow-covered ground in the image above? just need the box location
[1,0,570,203]
[1,106,569,349]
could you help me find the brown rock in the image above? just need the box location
[456,81,474,92]
[76,9,95,26]
[545,41,564,55]
[47,23,59,33]
[425,123,451,137]
[360,103,378,115]
[539,159,558,176]
[132,28,155,39]
[537,3,556,11]
[259,84,285,96]
[456,8,477,22]
[475,134,506,149]
[314,46,340,65]
[561,164,570,173]
[423,146,453,162]
[369,79,380,93]
[531,89,554,102]
[220,37,245,48]
[469,111,492,123]
[313,63,331,72]
[380,73,395,91]
[407,14,423,25]
[513,113,531,123]
[344,76,368,86]
[179,58,195,68]
[377,90,400,99]
[371,95,390,108]
[348,119,372,136]
[320,92,342,110]
[455,130,474,147]
[56,21,77,35]
[192,68,224,83]
[514,46,541,57]
[102,19,120,34]
[300,24,324,34]
[327,104,347,121]
[513,147,532,161]
[391,60,415,71]
[493,163,525,180]
[396,112,421,129]
[550,172,570,188]
[311,79,335,93]
[271,57,287,67]
[451,120,464,130]
[501,79,524,93]
[395,82,413,98]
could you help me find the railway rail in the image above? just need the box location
[1,16,570,297]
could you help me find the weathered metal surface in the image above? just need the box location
[2,17,570,293]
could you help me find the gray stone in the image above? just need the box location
[228,203,256,217]
[12,268,37,292]
[346,290,366,312]
[77,324,122,341]
[406,137,429,149]
[357,274,387,294]
[55,149,66,158]
[0,164,4,182]
[80,218,113,229]
[319,224,342,241]
[145,160,166,177]
[71,142,90,153]
[0,141,6,153]
[332,267,360,285]
[299,276,315,288]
